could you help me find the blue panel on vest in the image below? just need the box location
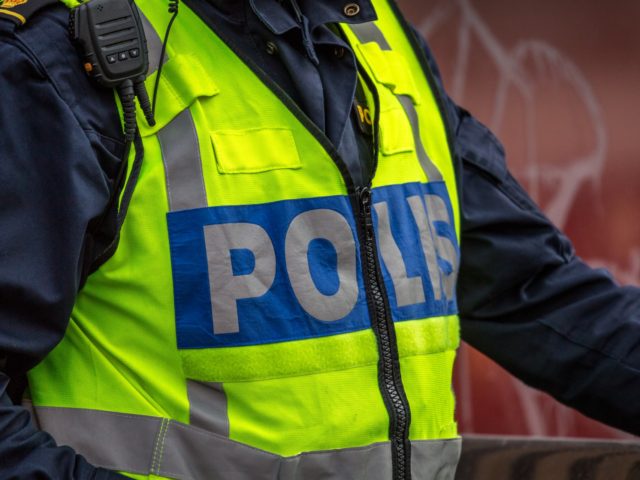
[372,181,459,320]
[168,183,459,349]
[308,238,340,296]
[230,248,256,276]
[168,194,368,349]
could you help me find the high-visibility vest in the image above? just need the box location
[27,0,462,478]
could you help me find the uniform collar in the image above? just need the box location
[248,0,377,35]
[204,0,245,23]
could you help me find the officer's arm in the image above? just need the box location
[0,20,127,479]
[410,28,640,435]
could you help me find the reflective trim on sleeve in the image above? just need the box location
[32,406,460,479]
[158,109,208,211]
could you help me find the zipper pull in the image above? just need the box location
[357,186,373,232]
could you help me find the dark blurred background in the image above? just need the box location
[397,0,640,439]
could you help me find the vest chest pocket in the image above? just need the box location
[211,127,302,174]
[378,100,415,156]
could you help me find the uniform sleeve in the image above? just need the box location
[410,27,640,435]
[0,24,127,479]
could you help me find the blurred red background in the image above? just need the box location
[398,0,640,439]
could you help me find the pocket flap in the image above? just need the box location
[139,53,220,136]
[211,127,302,174]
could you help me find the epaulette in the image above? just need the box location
[0,0,58,27]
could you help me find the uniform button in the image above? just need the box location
[118,51,128,61]
[333,46,346,58]
[343,3,360,17]
[129,48,140,58]
[265,41,278,55]
[106,54,117,64]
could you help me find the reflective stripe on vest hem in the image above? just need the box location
[32,406,460,479]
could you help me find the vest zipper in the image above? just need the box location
[355,61,412,480]
[356,185,412,480]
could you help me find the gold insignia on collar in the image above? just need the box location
[0,0,28,8]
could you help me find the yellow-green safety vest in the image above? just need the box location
[27,0,462,478]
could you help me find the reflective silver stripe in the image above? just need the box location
[160,417,279,479]
[204,222,276,334]
[32,406,460,479]
[407,195,443,301]
[186,380,229,437]
[138,10,167,76]
[279,442,392,479]
[348,22,391,50]
[397,95,444,182]
[158,109,208,212]
[373,201,426,307]
[349,23,444,182]
[412,438,461,480]
[424,194,459,302]
[33,406,162,474]
[284,209,359,321]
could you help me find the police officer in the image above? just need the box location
[0,0,638,478]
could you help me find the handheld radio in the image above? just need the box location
[69,0,155,130]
